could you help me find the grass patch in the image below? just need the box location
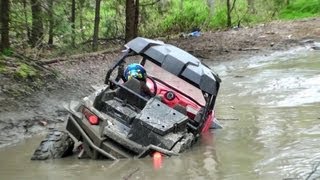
[161,0,209,33]
[15,63,38,79]
[279,0,320,19]
[0,63,6,74]
[0,54,8,74]
[1,48,13,57]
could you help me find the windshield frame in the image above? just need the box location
[142,58,207,107]
[104,50,210,107]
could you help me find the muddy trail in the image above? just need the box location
[1,39,319,180]
[0,53,119,147]
[0,18,320,147]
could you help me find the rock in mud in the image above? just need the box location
[311,46,320,50]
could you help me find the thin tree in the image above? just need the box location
[125,0,139,42]
[227,0,231,27]
[48,0,54,45]
[247,0,256,14]
[92,0,101,51]
[30,0,44,47]
[226,0,237,28]
[207,0,215,18]
[23,0,30,41]
[79,0,85,41]
[0,0,10,51]
[285,0,290,5]
[71,0,76,46]
[179,0,183,11]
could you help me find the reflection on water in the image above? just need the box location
[0,135,221,180]
[212,49,320,179]
[0,49,320,180]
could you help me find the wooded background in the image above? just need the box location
[0,0,319,54]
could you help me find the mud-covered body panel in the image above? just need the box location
[134,98,188,135]
[65,85,194,159]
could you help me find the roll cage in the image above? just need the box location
[104,37,221,133]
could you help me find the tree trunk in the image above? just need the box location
[226,0,237,27]
[226,0,232,27]
[79,0,85,41]
[179,0,183,11]
[247,0,256,14]
[0,0,10,51]
[23,0,30,41]
[134,0,139,37]
[158,0,169,14]
[92,0,101,51]
[30,0,44,47]
[71,0,76,46]
[48,0,54,45]
[285,0,290,5]
[125,0,139,42]
[207,0,215,18]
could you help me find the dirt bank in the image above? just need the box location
[168,17,320,61]
[0,17,319,147]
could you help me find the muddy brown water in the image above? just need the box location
[0,47,320,180]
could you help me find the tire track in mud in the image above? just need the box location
[0,103,69,147]
[0,53,118,147]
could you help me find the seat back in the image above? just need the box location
[116,78,147,109]
[122,78,142,94]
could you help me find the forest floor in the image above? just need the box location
[0,17,320,147]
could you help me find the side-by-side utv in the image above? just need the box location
[31,37,221,160]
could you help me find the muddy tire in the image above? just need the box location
[31,130,74,160]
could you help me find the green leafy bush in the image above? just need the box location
[1,48,13,57]
[161,0,209,33]
[15,63,38,79]
[0,59,6,73]
[6,0,320,54]
[279,0,320,19]
[208,6,228,28]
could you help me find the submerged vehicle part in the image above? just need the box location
[31,130,74,160]
[31,37,221,160]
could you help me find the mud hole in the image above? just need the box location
[0,18,320,147]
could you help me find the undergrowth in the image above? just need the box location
[279,0,320,19]
[15,63,38,79]
[4,0,320,58]
[0,59,6,74]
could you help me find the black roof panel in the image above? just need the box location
[126,37,221,95]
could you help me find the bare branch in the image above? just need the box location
[230,0,237,13]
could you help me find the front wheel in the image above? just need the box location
[31,130,74,160]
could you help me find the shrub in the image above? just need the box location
[161,0,209,33]
[279,0,320,19]
[15,63,38,79]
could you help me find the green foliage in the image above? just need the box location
[0,59,6,73]
[0,66,5,74]
[15,63,38,79]
[0,49,13,74]
[161,0,209,33]
[206,6,226,28]
[4,0,320,55]
[279,0,320,19]
[0,48,13,57]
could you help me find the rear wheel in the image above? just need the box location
[31,130,74,160]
